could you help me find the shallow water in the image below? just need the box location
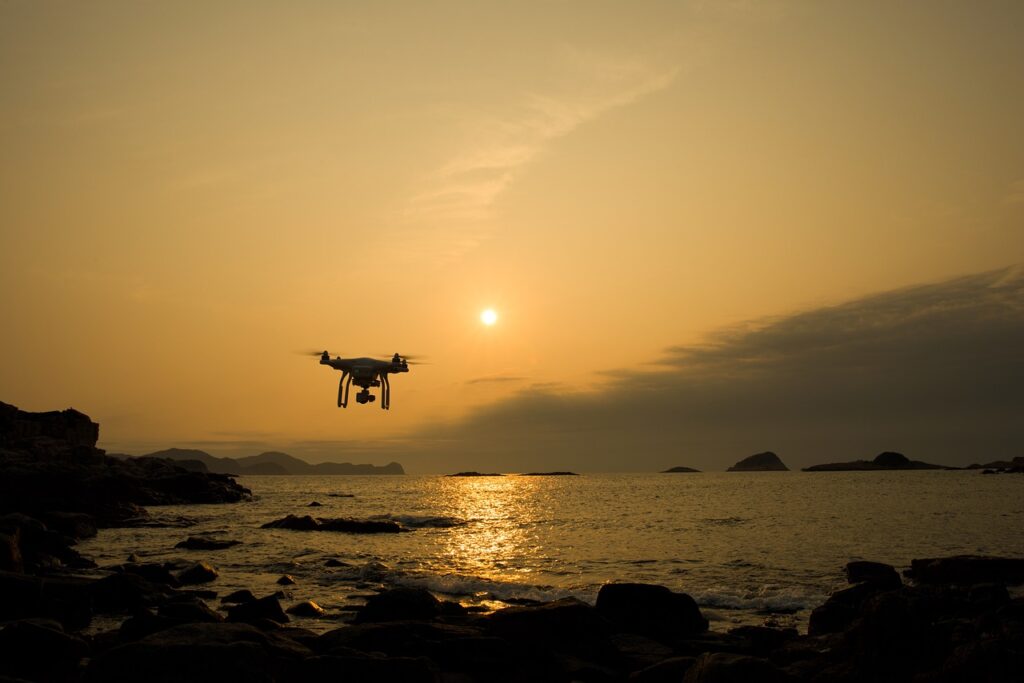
[78,471,1024,632]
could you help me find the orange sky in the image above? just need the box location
[2,2,1022,469]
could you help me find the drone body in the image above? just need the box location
[317,351,411,409]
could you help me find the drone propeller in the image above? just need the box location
[381,353,429,365]
[295,349,329,357]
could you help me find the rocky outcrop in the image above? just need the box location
[136,447,406,475]
[520,471,579,476]
[966,455,1024,473]
[803,451,956,471]
[446,471,504,477]
[727,452,789,471]
[260,514,408,533]
[662,466,701,473]
[905,555,1024,585]
[0,402,250,526]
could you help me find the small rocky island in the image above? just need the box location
[446,471,504,477]
[727,451,789,471]
[661,466,701,473]
[803,451,958,471]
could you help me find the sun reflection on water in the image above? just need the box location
[436,475,547,582]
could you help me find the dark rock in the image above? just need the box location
[483,597,613,660]
[355,587,443,623]
[277,574,296,585]
[520,471,579,476]
[682,652,793,682]
[38,511,97,539]
[727,452,788,471]
[307,501,322,506]
[119,562,181,587]
[845,560,902,589]
[92,572,178,612]
[221,589,256,604]
[907,555,1024,585]
[327,493,355,497]
[726,626,798,657]
[174,536,241,550]
[176,561,218,585]
[630,657,698,683]
[0,618,90,682]
[0,402,250,526]
[227,594,289,624]
[86,622,310,683]
[286,600,325,617]
[324,558,350,567]
[661,466,701,473]
[158,598,224,623]
[260,513,407,533]
[596,583,708,639]
[807,582,890,636]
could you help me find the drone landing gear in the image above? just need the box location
[381,374,390,410]
[338,372,352,408]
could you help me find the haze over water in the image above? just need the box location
[79,471,1024,633]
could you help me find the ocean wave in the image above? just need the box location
[368,513,468,528]
[392,572,576,604]
[689,584,824,614]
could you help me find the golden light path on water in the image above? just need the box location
[437,475,546,583]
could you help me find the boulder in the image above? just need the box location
[176,561,218,585]
[85,622,310,683]
[286,600,326,617]
[221,589,256,604]
[92,572,178,612]
[726,452,788,471]
[0,618,90,682]
[277,574,296,585]
[845,560,902,589]
[174,536,241,551]
[482,597,614,660]
[596,583,708,639]
[226,595,289,624]
[299,654,441,682]
[354,587,443,623]
[907,556,1024,585]
[119,562,181,587]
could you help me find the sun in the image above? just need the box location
[480,309,498,326]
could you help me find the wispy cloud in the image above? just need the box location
[400,51,679,257]
[466,374,527,385]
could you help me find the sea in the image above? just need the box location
[77,471,1024,633]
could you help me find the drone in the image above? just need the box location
[308,351,419,409]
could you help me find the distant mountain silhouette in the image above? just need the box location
[727,451,789,471]
[661,466,701,473]
[803,451,958,471]
[115,448,404,475]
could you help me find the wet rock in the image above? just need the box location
[174,536,241,551]
[324,558,350,567]
[308,501,322,506]
[176,561,218,585]
[221,589,256,604]
[261,514,407,533]
[807,581,893,636]
[286,600,326,617]
[845,560,902,589]
[226,594,289,624]
[596,583,708,639]
[355,587,443,623]
[0,618,89,682]
[277,574,296,585]
[158,598,224,623]
[86,622,310,683]
[907,555,1024,585]
[119,562,181,587]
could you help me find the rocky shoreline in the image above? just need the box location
[3,403,1023,681]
